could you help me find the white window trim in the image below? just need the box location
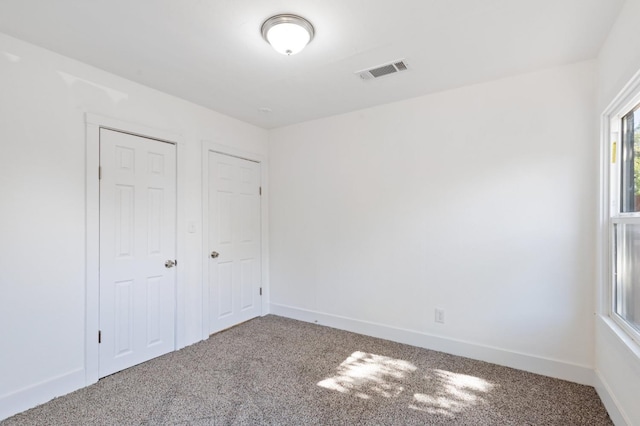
[600,67,640,351]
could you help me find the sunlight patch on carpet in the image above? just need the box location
[409,369,494,417]
[317,351,417,399]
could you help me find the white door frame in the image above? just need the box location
[85,113,187,385]
[201,141,269,340]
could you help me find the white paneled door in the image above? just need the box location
[208,151,261,334]
[99,128,176,377]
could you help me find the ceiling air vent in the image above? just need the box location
[356,59,409,81]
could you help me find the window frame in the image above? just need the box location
[602,72,640,348]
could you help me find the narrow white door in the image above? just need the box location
[99,128,177,377]
[208,151,261,334]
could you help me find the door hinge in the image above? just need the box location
[259,186,262,196]
[98,166,102,180]
[98,330,102,344]
[259,287,262,296]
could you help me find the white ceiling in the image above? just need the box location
[0,0,624,129]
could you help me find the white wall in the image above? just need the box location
[595,0,640,424]
[0,33,268,419]
[269,61,597,382]
[4,7,639,420]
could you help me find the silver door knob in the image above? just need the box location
[165,259,176,268]
[210,251,219,259]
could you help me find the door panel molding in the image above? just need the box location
[98,129,177,377]
[201,141,268,339]
[85,113,186,386]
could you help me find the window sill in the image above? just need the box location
[598,314,640,370]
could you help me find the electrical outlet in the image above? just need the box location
[435,308,445,324]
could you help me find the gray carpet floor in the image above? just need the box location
[3,315,612,425]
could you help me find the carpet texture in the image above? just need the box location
[3,315,612,425]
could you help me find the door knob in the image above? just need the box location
[210,251,219,259]
[165,259,176,268]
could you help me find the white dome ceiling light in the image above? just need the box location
[261,14,315,56]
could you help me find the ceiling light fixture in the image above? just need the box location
[261,14,314,56]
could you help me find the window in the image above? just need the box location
[610,100,640,343]
[620,106,640,213]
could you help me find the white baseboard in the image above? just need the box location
[594,370,630,426]
[0,308,606,422]
[269,303,594,386]
[0,368,85,421]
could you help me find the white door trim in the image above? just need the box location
[85,113,187,386]
[201,141,269,340]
